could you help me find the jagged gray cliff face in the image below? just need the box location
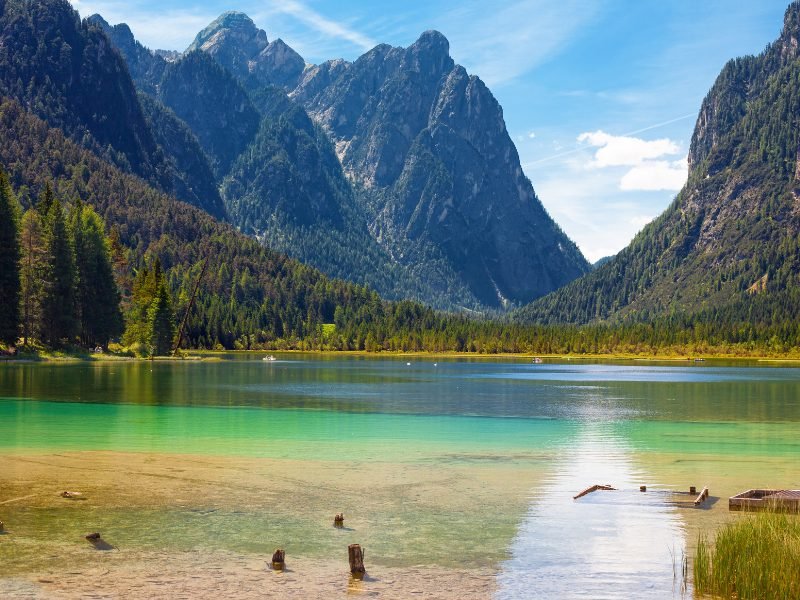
[292,31,589,307]
[185,11,305,90]
[91,11,590,311]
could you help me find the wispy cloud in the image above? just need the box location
[269,0,377,53]
[69,0,215,50]
[442,0,604,87]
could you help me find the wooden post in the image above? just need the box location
[85,532,101,542]
[694,487,709,505]
[334,513,344,527]
[0,520,4,532]
[348,544,365,576]
[640,485,647,492]
[689,486,697,495]
[271,548,285,570]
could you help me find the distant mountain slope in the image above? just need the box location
[292,31,589,308]
[221,87,484,308]
[516,2,800,324]
[137,94,226,220]
[0,97,385,348]
[158,50,261,177]
[86,14,166,95]
[0,0,167,187]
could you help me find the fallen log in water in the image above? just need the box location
[573,484,616,500]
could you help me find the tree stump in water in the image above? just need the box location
[271,549,285,570]
[640,485,647,492]
[334,513,344,527]
[348,544,365,576]
[0,520,4,532]
[690,486,697,495]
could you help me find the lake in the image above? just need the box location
[1,355,798,598]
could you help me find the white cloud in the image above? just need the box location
[574,130,687,193]
[527,131,537,139]
[577,130,680,168]
[620,158,687,191]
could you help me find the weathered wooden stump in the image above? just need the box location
[348,544,365,576]
[0,520,5,532]
[333,513,344,527]
[271,548,285,570]
[689,486,697,495]
[85,532,102,542]
[640,485,647,492]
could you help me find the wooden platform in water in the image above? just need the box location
[729,489,800,512]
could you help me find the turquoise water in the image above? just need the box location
[1,356,799,598]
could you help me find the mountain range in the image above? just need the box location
[84,9,590,311]
[1,0,799,339]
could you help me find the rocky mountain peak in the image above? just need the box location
[405,30,453,77]
[187,11,266,53]
[186,12,305,89]
[185,11,268,79]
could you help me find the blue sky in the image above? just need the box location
[71,0,791,262]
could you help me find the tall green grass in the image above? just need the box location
[693,512,800,599]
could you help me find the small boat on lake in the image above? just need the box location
[263,355,277,362]
[533,357,543,364]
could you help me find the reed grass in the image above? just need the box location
[693,511,800,599]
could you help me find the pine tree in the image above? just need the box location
[19,209,46,345]
[37,182,55,218]
[148,281,175,356]
[0,170,21,346]
[72,204,124,348]
[123,257,163,347]
[41,198,77,347]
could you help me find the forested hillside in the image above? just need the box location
[516,2,800,325]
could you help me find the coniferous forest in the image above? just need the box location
[2,0,800,358]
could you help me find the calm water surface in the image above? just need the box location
[1,356,799,598]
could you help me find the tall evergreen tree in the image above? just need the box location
[148,281,175,356]
[41,199,77,347]
[0,169,21,346]
[19,209,46,345]
[72,204,124,348]
[123,258,163,348]
[37,182,55,218]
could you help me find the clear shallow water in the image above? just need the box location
[1,356,799,597]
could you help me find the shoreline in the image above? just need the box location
[3,348,800,364]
